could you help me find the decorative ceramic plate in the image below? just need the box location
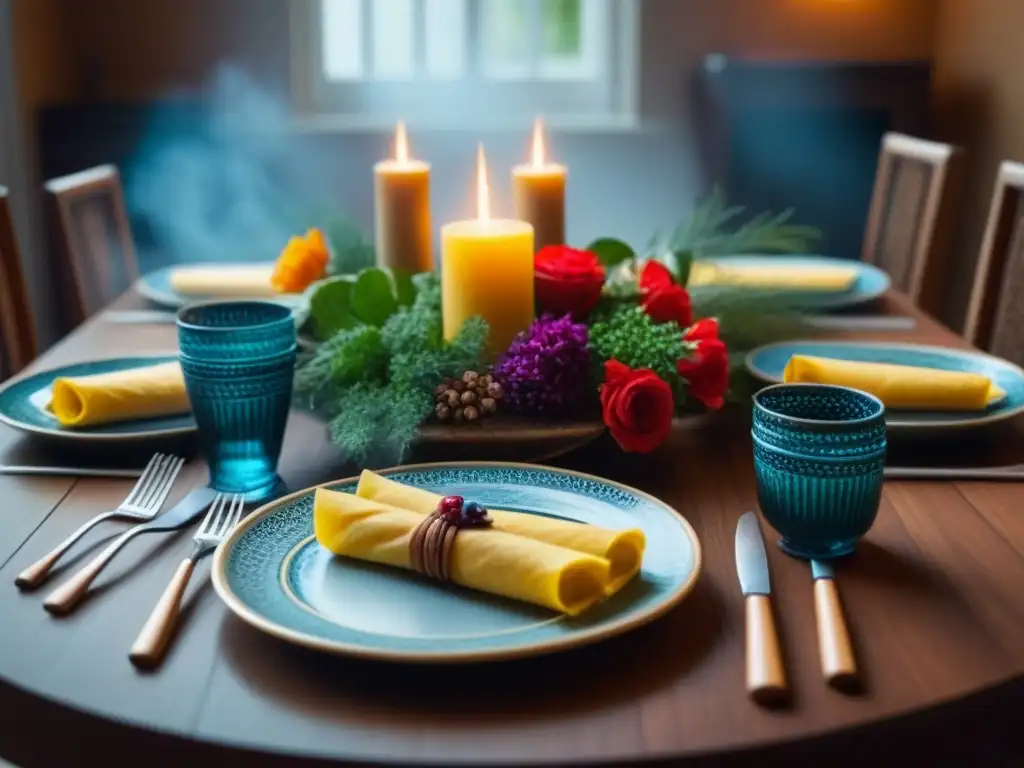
[745,340,1024,431]
[135,263,310,327]
[212,462,701,663]
[0,355,197,442]
[699,255,891,309]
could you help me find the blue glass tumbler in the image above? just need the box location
[177,301,297,501]
[752,383,887,559]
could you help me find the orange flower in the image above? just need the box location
[271,228,329,293]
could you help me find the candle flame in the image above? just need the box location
[476,143,490,222]
[531,117,545,167]
[394,120,408,163]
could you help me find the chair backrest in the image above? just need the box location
[0,187,37,377]
[45,165,139,322]
[862,133,960,313]
[964,161,1024,361]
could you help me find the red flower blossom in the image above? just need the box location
[534,246,606,318]
[599,359,675,453]
[677,338,729,411]
[639,261,692,327]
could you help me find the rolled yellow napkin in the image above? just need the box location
[356,470,646,596]
[169,265,277,298]
[690,262,856,292]
[783,355,1005,411]
[314,489,610,616]
[49,362,190,428]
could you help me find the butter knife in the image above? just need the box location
[735,512,788,703]
[104,310,177,324]
[885,466,1024,481]
[811,559,857,688]
[43,486,218,616]
[0,465,145,479]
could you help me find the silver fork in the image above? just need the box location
[129,492,246,669]
[15,453,185,589]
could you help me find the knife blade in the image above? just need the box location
[810,559,858,689]
[43,486,218,616]
[735,512,788,703]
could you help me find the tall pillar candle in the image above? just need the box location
[442,145,535,359]
[512,118,566,252]
[374,121,433,273]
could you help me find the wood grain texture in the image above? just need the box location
[0,289,1021,767]
[814,578,857,688]
[745,594,788,703]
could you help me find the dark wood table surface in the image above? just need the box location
[0,290,1022,767]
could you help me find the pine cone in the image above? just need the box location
[432,370,503,423]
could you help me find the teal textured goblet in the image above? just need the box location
[178,301,297,502]
[752,383,886,559]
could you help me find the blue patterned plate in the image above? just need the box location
[745,341,1024,431]
[211,463,701,663]
[136,263,310,327]
[699,255,890,309]
[0,355,197,442]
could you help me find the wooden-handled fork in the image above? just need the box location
[130,492,246,669]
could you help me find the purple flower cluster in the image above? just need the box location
[492,314,590,416]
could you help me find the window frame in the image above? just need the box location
[290,0,639,128]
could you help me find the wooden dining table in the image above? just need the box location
[0,289,1021,767]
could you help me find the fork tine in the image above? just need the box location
[222,494,245,535]
[199,493,227,538]
[145,456,184,511]
[134,454,175,509]
[122,454,164,507]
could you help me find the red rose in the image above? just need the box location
[599,359,675,453]
[534,246,606,318]
[683,318,720,343]
[677,338,729,410]
[640,261,692,327]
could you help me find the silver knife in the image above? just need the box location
[104,310,178,324]
[735,512,788,703]
[811,559,857,688]
[885,465,1024,481]
[803,315,917,331]
[0,465,145,479]
[43,486,218,616]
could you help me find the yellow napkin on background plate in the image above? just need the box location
[783,355,1005,411]
[356,470,646,596]
[689,262,857,292]
[169,265,277,298]
[314,489,610,616]
[48,361,190,428]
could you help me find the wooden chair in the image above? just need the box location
[862,133,960,314]
[964,161,1024,361]
[0,187,37,377]
[45,165,139,323]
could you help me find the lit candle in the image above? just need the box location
[512,118,566,252]
[374,121,433,273]
[442,145,535,358]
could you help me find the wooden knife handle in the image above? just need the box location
[745,594,788,703]
[130,558,196,669]
[814,578,857,687]
[43,529,134,615]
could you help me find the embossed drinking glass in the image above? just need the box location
[178,301,296,501]
[752,383,886,559]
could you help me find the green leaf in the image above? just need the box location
[389,269,417,307]
[351,267,400,327]
[664,249,693,286]
[309,276,359,340]
[587,237,636,270]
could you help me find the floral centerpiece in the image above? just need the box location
[281,190,820,467]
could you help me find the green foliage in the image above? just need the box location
[587,237,636,270]
[293,270,489,467]
[691,285,813,352]
[307,267,418,340]
[651,186,822,259]
[588,306,689,405]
